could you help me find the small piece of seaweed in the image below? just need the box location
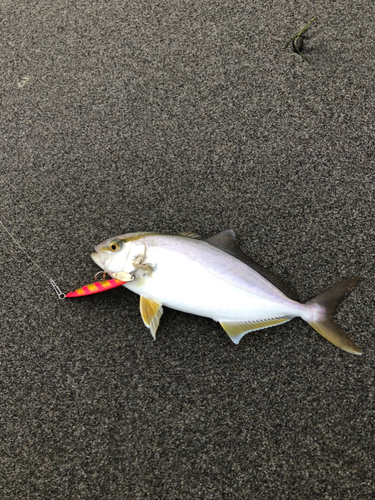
[285,17,315,63]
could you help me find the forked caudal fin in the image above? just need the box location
[306,277,362,355]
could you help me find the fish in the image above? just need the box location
[91,230,362,355]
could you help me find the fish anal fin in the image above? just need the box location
[207,230,298,301]
[221,317,290,344]
[140,296,163,340]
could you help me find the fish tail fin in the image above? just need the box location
[305,277,362,355]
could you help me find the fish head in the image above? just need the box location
[91,235,144,275]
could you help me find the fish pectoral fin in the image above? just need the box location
[132,253,155,276]
[220,317,290,344]
[140,296,164,340]
[134,263,155,276]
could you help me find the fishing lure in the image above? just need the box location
[65,278,127,298]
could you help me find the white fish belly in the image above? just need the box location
[123,243,303,322]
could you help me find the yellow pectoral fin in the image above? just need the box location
[221,317,290,344]
[140,296,164,340]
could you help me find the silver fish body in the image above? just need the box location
[91,230,362,354]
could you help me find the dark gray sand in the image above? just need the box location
[1,1,374,498]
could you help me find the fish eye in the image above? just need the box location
[108,240,121,252]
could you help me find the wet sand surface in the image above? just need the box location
[1,1,374,498]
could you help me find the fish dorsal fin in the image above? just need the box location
[140,296,163,340]
[221,317,290,344]
[179,231,201,239]
[207,230,298,301]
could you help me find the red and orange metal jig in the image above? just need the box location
[66,278,126,298]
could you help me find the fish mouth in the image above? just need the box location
[91,251,104,269]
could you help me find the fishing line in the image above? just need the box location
[0,219,66,300]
